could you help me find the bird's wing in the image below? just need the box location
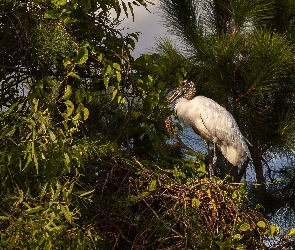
[191,96,251,165]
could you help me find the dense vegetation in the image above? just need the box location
[0,0,294,249]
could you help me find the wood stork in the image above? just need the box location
[167,80,251,179]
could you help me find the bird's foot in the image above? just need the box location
[209,163,214,181]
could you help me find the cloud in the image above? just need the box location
[115,0,169,58]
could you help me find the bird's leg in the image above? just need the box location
[213,142,217,167]
[207,142,214,180]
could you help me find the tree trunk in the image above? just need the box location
[238,160,249,181]
[251,136,265,184]
[253,154,264,184]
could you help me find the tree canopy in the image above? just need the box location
[0,0,295,249]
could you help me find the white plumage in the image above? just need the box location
[167,80,251,177]
[175,95,250,166]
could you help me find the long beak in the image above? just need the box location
[167,86,184,104]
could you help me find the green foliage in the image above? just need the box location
[87,155,278,249]
[0,0,288,249]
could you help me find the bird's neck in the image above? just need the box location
[174,98,192,124]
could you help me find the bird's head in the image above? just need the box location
[167,80,196,104]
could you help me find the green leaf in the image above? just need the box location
[239,222,250,232]
[269,225,277,236]
[64,100,74,117]
[72,113,81,121]
[68,72,81,82]
[78,189,94,197]
[53,0,66,7]
[44,10,58,19]
[76,47,88,64]
[49,130,56,142]
[140,191,149,198]
[104,77,110,88]
[5,102,18,114]
[148,179,157,191]
[75,89,84,104]
[122,1,128,17]
[257,221,266,228]
[64,153,70,167]
[83,108,89,120]
[143,98,152,117]
[2,126,16,137]
[128,2,134,20]
[25,205,44,214]
[63,60,72,68]
[192,198,200,208]
[97,53,103,61]
[62,85,72,100]
[233,233,242,240]
[113,62,121,71]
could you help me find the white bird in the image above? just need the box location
[167,80,251,179]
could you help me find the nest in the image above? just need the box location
[86,156,274,249]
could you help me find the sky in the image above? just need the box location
[115,0,169,58]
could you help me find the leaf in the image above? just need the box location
[288,228,295,236]
[116,71,121,82]
[5,102,18,114]
[239,222,250,232]
[54,0,66,7]
[68,72,81,82]
[62,85,72,100]
[104,77,110,88]
[72,113,80,121]
[192,199,200,208]
[143,98,152,117]
[128,2,134,20]
[76,46,88,64]
[25,205,44,214]
[63,60,72,68]
[148,179,157,191]
[113,62,121,71]
[233,234,242,240]
[126,37,135,49]
[44,10,58,19]
[257,221,266,228]
[97,53,103,61]
[111,88,118,101]
[64,153,70,167]
[64,100,74,117]
[236,245,247,250]
[75,89,84,104]
[122,1,128,17]
[49,130,56,142]
[2,126,16,137]
[60,204,72,223]
[269,225,277,236]
[81,0,91,14]
[140,191,149,198]
[78,189,95,197]
[103,64,112,88]
[83,108,89,120]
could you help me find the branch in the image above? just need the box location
[235,67,266,104]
